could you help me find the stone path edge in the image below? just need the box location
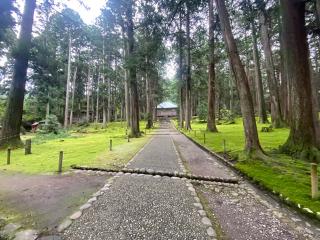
[71,165,239,184]
[177,127,320,223]
[53,172,118,236]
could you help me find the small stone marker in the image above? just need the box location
[58,151,63,173]
[109,139,112,151]
[25,139,32,155]
[311,163,318,199]
[7,148,11,165]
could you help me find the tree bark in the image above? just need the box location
[280,0,320,158]
[86,67,91,122]
[178,10,185,129]
[207,0,218,132]
[69,66,77,125]
[126,0,140,137]
[107,57,112,123]
[145,59,153,129]
[185,3,192,130]
[102,38,107,127]
[251,21,268,124]
[214,0,265,157]
[64,33,72,128]
[259,10,283,127]
[95,71,100,123]
[0,0,36,147]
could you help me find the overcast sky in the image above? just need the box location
[16,0,106,25]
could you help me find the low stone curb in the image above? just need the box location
[71,165,239,184]
[171,136,188,174]
[185,181,217,239]
[51,175,118,236]
[179,129,320,223]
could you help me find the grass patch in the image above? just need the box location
[176,118,320,214]
[0,122,151,174]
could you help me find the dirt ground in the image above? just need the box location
[0,170,110,233]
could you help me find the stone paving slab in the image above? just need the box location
[127,135,182,173]
[172,134,235,179]
[62,175,210,240]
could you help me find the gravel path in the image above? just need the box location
[62,121,212,240]
[63,175,210,240]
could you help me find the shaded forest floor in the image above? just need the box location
[176,118,320,214]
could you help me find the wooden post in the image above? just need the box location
[7,148,11,165]
[223,139,226,154]
[127,135,130,142]
[203,132,206,144]
[109,139,112,151]
[58,151,63,173]
[25,139,32,155]
[311,163,318,199]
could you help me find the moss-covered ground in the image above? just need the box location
[176,118,320,214]
[0,121,152,174]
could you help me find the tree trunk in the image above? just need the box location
[145,59,153,129]
[86,67,91,122]
[259,10,284,128]
[122,31,131,128]
[207,0,218,132]
[280,0,320,159]
[95,72,100,123]
[179,10,185,129]
[107,57,112,123]
[0,0,36,147]
[251,21,268,124]
[279,17,290,124]
[126,0,140,137]
[229,76,234,115]
[69,66,77,125]
[102,38,107,127]
[185,3,192,130]
[45,93,50,125]
[214,0,265,157]
[64,33,72,128]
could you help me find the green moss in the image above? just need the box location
[176,119,320,213]
[0,122,151,174]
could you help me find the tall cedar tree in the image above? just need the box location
[214,0,266,158]
[207,0,218,132]
[126,0,140,137]
[185,2,192,130]
[258,3,284,128]
[280,0,320,160]
[0,0,36,147]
